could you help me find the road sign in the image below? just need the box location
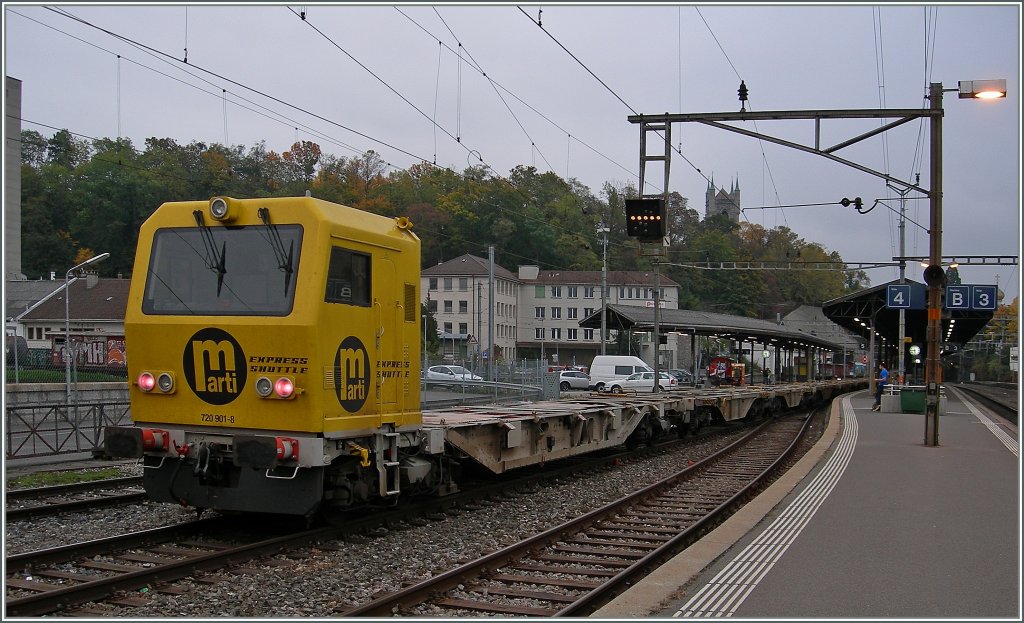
[945,285,971,310]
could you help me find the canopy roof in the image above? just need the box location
[821,279,993,349]
[579,304,849,351]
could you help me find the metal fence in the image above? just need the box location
[5,402,132,460]
[3,359,555,460]
[6,351,129,385]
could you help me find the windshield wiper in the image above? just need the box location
[257,207,294,296]
[193,210,227,296]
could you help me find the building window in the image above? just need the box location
[551,286,562,298]
[443,300,453,313]
[427,299,438,313]
[584,286,595,298]
[443,277,453,291]
[584,307,594,317]
[428,278,438,291]
[551,307,561,319]
[551,328,561,340]
[567,286,578,298]
[535,285,546,298]
[584,328,595,340]
[567,329,578,341]
[459,323,468,334]
[459,277,469,291]
[459,300,468,313]
[535,307,545,319]
[444,322,453,334]
[567,308,578,320]
[619,287,626,298]
[535,328,544,339]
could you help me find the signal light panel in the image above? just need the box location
[625,198,666,241]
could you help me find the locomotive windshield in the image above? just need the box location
[142,225,302,316]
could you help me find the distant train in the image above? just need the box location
[104,196,865,518]
[707,356,744,386]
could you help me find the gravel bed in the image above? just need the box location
[4,425,789,617]
[4,462,212,556]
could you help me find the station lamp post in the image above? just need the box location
[923,79,1005,447]
[65,252,110,422]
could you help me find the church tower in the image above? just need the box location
[704,174,741,222]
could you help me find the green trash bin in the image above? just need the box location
[900,388,926,413]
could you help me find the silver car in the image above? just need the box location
[608,371,677,393]
[559,370,591,391]
[424,365,482,381]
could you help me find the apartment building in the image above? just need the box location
[517,265,680,366]
[421,254,680,366]
[422,254,520,363]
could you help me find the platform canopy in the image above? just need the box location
[821,279,993,349]
[579,304,849,352]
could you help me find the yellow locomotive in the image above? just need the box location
[104,196,446,515]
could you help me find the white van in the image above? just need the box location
[588,355,653,391]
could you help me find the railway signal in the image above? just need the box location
[625,198,666,242]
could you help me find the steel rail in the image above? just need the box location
[340,408,812,617]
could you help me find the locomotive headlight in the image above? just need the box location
[255,376,274,397]
[138,372,156,392]
[209,196,237,221]
[156,372,175,393]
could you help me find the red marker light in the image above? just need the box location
[138,372,156,392]
[274,378,295,398]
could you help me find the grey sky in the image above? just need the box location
[4,2,1020,302]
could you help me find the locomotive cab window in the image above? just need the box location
[142,225,302,316]
[325,247,371,307]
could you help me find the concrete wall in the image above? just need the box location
[5,382,129,407]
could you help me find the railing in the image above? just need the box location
[5,402,132,460]
[421,379,544,407]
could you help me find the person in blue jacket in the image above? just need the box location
[872,362,889,411]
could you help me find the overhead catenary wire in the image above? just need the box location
[694,7,788,229]
[41,6,431,165]
[12,8,377,164]
[26,6,650,271]
[431,7,556,174]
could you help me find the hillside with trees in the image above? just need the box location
[20,130,868,319]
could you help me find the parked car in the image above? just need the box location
[668,369,694,384]
[559,370,591,391]
[588,355,653,391]
[424,365,482,381]
[608,371,677,393]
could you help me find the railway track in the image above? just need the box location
[5,476,146,520]
[3,407,819,617]
[3,516,341,617]
[340,411,816,617]
[953,382,1018,424]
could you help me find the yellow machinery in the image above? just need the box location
[105,196,438,515]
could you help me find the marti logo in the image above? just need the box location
[334,336,370,413]
[183,328,247,405]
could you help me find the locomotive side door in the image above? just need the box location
[375,254,400,411]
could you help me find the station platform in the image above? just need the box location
[594,386,1020,619]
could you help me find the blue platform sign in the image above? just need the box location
[971,285,997,311]
[945,285,971,310]
[886,283,926,309]
[887,284,911,309]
